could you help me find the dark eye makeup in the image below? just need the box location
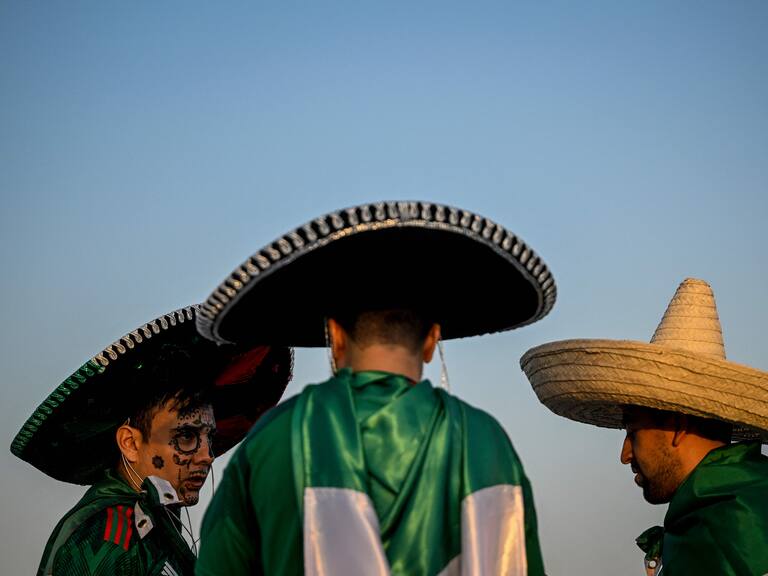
[170,426,215,455]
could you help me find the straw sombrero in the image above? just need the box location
[11,306,293,485]
[520,278,768,442]
[197,200,557,347]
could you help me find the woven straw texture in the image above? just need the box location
[520,279,768,441]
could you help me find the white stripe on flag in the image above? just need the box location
[437,555,461,576]
[304,487,390,576]
[461,484,527,575]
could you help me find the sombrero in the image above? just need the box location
[11,306,293,485]
[197,200,557,347]
[521,278,768,442]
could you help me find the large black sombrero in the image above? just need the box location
[198,200,557,347]
[11,306,292,485]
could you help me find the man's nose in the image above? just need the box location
[620,435,633,465]
[195,436,215,464]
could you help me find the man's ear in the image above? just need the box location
[116,424,142,463]
[422,324,441,364]
[672,413,689,448]
[327,318,348,368]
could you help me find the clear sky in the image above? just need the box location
[2,2,767,574]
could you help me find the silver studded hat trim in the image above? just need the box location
[10,307,199,465]
[12,304,293,485]
[198,200,557,345]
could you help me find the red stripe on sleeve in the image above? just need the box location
[103,507,114,542]
[114,504,125,545]
[122,507,134,550]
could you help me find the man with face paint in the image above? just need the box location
[11,306,291,576]
[522,279,768,575]
[117,396,217,508]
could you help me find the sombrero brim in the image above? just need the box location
[520,339,768,442]
[198,200,557,346]
[11,306,292,485]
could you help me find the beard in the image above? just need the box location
[637,444,682,504]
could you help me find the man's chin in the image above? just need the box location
[179,482,205,506]
[178,488,201,506]
[642,485,672,505]
[181,494,200,506]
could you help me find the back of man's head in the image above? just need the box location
[332,309,434,353]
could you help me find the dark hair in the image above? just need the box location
[127,342,213,441]
[635,407,732,444]
[332,309,434,352]
[685,414,732,444]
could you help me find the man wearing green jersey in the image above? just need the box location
[11,307,291,575]
[195,201,557,575]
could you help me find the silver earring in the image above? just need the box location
[438,340,450,391]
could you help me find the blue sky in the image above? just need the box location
[2,2,767,574]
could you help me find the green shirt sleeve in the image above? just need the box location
[460,401,546,576]
[197,398,302,576]
[521,472,545,576]
[196,445,262,576]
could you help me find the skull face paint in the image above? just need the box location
[168,406,216,468]
[133,402,216,506]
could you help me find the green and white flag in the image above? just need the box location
[293,369,544,576]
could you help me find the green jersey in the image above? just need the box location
[38,470,196,575]
[637,442,768,575]
[197,369,545,575]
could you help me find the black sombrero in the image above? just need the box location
[11,306,292,485]
[198,200,557,347]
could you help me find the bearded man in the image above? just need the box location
[522,278,768,575]
[11,306,291,576]
[194,201,557,575]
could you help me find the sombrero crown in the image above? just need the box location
[11,306,292,485]
[521,278,768,442]
[197,200,557,347]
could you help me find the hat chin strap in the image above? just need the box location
[324,318,338,376]
[121,453,145,492]
[438,340,450,391]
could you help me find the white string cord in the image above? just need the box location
[184,506,198,556]
[438,340,450,391]
[324,318,337,375]
[176,465,215,555]
[163,506,201,556]
[121,454,144,491]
